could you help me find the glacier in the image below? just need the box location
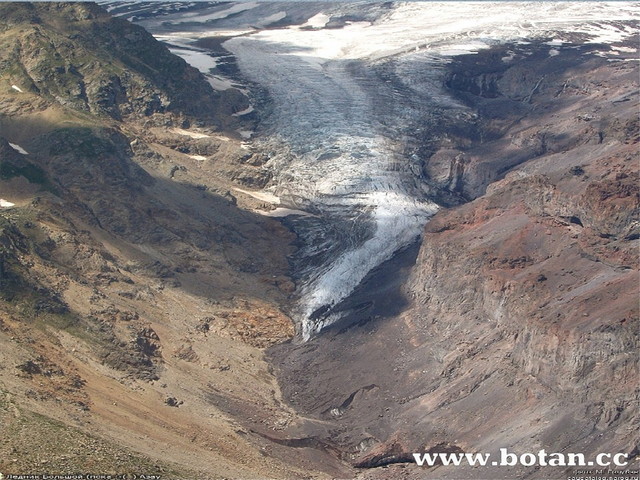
[121,1,639,339]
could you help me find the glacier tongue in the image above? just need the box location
[298,191,438,340]
[225,29,440,339]
[136,1,638,339]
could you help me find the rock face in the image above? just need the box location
[270,38,639,479]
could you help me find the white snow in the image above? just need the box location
[168,47,219,73]
[188,154,207,161]
[11,85,23,93]
[171,128,210,139]
[170,2,259,24]
[438,42,488,56]
[0,199,15,208]
[261,11,287,26]
[226,2,637,65]
[237,129,254,139]
[233,187,281,205]
[158,29,254,39]
[232,105,255,117]
[8,143,28,155]
[581,20,634,44]
[198,30,254,38]
[302,12,330,29]
[154,31,253,95]
[257,207,314,218]
[613,46,637,53]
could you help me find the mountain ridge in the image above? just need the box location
[0,2,228,124]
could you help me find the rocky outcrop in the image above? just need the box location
[421,41,639,202]
[0,3,222,124]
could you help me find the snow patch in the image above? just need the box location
[302,13,330,29]
[582,21,633,45]
[257,207,314,218]
[501,51,516,62]
[237,130,254,139]
[11,85,23,93]
[188,154,207,161]
[172,128,210,139]
[0,199,15,208]
[9,143,28,155]
[232,105,255,117]
[207,75,243,92]
[613,46,637,53]
[261,11,287,26]
[168,47,219,73]
[437,42,488,57]
[233,187,280,204]
[169,2,259,24]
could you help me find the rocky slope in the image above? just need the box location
[0,3,344,478]
[0,2,223,123]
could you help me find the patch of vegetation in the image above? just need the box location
[570,165,585,176]
[0,159,58,195]
[1,161,46,184]
[48,127,118,157]
[0,267,87,338]
[0,220,92,343]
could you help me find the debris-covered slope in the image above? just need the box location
[0,3,342,478]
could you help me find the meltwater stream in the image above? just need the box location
[121,1,639,340]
